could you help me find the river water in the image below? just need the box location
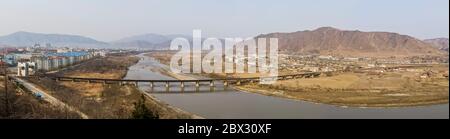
[125,54,449,119]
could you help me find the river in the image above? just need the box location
[124,53,449,119]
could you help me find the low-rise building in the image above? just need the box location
[17,61,36,76]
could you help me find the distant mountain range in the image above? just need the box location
[0,31,108,48]
[424,38,449,52]
[256,27,444,57]
[111,33,190,49]
[0,28,447,58]
[0,31,191,49]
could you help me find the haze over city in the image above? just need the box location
[0,0,448,41]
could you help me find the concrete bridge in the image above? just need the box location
[27,72,324,92]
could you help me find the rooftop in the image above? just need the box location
[45,51,89,57]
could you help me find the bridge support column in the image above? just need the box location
[181,82,185,91]
[103,80,107,85]
[236,80,241,85]
[165,82,170,92]
[210,81,215,92]
[149,82,154,92]
[134,82,138,87]
[88,80,91,84]
[195,81,200,92]
[180,82,185,92]
[223,81,228,89]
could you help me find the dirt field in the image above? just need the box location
[239,69,449,107]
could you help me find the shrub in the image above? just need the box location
[131,94,159,119]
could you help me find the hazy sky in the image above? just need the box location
[0,0,448,41]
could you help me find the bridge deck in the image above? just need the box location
[51,72,322,82]
[24,72,325,84]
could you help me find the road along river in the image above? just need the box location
[125,53,449,119]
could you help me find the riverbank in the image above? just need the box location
[145,52,449,108]
[236,71,449,108]
[24,54,197,119]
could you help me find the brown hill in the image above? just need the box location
[424,38,449,52]
[257,27,443,57]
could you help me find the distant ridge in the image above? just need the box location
[0,31,107,47]
[1,28,447,55]
[256,27,443,57]
[424,38,449,52]
[111,34,191,49]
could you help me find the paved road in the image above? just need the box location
[11,76,89,119]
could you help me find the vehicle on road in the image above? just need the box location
[33,92,45,100]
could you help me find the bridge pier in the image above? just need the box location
[103,80,107,85]
[209,81,215,92]
[180,82,185,91]
[148,82,154,92]
[195,81,200,91]
[236,80,241,85]
[149,82,154,88]
[181,82,185,92]
[223,81,228,89]
[165,82,170,92]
